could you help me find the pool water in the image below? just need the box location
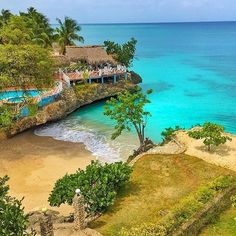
[0,90,40,101]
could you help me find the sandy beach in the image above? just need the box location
[176,131,236,172]
[0,130,94,215]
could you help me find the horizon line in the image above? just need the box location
[51,20,236,25]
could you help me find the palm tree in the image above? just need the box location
[55,17,84,55]
[20,7,54,47]
[0,9,12,27]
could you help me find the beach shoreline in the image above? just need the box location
[0,129,94,215]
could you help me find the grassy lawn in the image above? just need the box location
[200,207,236,236]
[89,154,234,235]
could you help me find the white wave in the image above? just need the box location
[34,122,121,163]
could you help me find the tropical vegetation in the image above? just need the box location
[55,17,84,55]
[104,38,137,67]
[188,122,232,151]
[0,176,34,236]
[0,44,55,89]
[161,125,183,144]
[48,161,132,215]
[104,88,153,154]
[90,154,235,235]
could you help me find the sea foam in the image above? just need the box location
[34,121,121,163]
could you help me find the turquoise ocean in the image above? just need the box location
[35,22,236,162]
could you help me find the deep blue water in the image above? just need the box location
[36,22,236,162]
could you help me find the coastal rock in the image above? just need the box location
[8,116,37,136]
[0,128,8,141]
[129,71,143,84]
[1,81,136,140]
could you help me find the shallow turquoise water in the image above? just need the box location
[36,22,236,161]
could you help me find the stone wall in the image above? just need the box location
[0,81,136,140]
[172,184,236,236]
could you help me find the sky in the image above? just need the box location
[0,0,236,23]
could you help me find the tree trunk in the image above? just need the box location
[208,145,211,151]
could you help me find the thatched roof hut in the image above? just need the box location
[53,45,117,66]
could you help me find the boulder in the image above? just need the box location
[129,71,143,84]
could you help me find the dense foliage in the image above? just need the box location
[161,126,183,143]
[0,176,33,236]
[55,17,84,55]
[48,161,132,215]
[104,88,152,150]
[0,44,55,89]
[119,175,235,236]
[19,7,54,48]
[0,105,16,128]
[104,38,137,67]
[188,122,232,151]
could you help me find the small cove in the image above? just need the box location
[35,22,236,161]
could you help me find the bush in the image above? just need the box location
[118,175,235,236]
[161,126,183,143]
[231,195,236,208]
[0,105,16,128]
[0,176,34,236]
[188,122,232,151]
[48,161,132,215]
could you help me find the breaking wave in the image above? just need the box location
[34,121,121,163]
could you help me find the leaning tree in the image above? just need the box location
[104,88,154,155]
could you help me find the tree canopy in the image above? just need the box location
[0,15,34,45]
[55,17,84,55]
[188,122,232,151]
[48,161,132,215]
[104,88,152,150]
[20,7,54,47]
[104,38,137,67]
[0,176,32,236]
[0,44,55,89]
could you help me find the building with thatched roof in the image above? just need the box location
[53,45,117,66]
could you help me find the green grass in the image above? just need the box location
[200,207,236,236]
[89,154,234,235]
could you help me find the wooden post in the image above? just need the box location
[101,77,104,84]
[40,213,54,236]
[124,73,128,80]
[73,189,86,231]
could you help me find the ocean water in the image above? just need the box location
[35,22,236,162]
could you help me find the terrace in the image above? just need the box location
[59,64,128,87]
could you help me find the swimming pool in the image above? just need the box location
[0,90,40,101]
[0,90,57,112]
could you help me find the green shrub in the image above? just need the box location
[74,83,99,98]
[231,195,236,208]
[161,126,183,143]
[0,176,34,236]
[188,122,232,151]
[0,105,16,128]
[48,161,132,215]
[209,175,234,191]
[118,175,235,236]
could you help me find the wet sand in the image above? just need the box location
[0,130,94,214]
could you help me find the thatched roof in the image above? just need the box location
[53,45,116,66]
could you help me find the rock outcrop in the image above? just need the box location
[1,81,136,139]
[129,71,143,84]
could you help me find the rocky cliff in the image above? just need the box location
[1,81,136,139]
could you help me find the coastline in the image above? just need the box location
[0,129,94,214]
